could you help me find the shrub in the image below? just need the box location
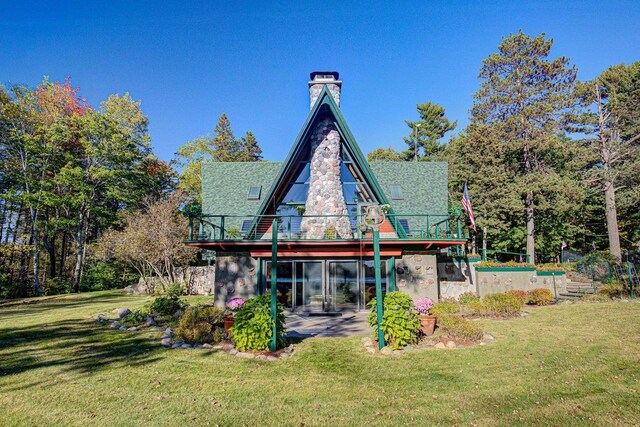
[458,292,480,304]
[414,297,434,314]
[437,315,484,342]
[580,293,610,303]
[430,301,460,316]
[368,291,421,350]
[536,263,566,272]
[149,289,187,316]
[483,293,522,316]
[527,288,554,306]
[80,261,131,292]
[461,300,487,315]
[505,289,527,304]
[120,306,152,326]
[43,278,72,296]
[230,296,286,351]
[176,305,225,344]
[598,281,626,299]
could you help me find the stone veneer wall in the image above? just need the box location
[437,259,479,299]
[395,252,439,301]
[309,83,341,109]
[475,270,567,297]
[213,253,259,307]
[300,117,353,239]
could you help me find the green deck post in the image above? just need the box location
[257,257,263,296]
[270,220,278,351]
[220,216,225,240]
[456,218,461,239]
[373,228,385,349]
[552,272,558,304]
[387,256,396,292]
[188,216,193,240]
[627,261,634,300]
[426,216,430,239]
[198,221,203,240]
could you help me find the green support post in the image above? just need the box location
[257,257,263,296]
[270,220,278,351]
[456,218,461,239]
[552,272,558,304]
[188,216,193,240]
[426,216,430,239]
[220,216,225,240]
[387,256,396,292]
[198,221,203,240]
[627,261,634,300]
[373,228,385,349]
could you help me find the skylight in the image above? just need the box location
[247,185,261,200]
[390,185,403,200]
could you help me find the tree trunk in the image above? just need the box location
[604,178,622,261]
[482,226,487,259]
[43,231,56,279]
[30,208,43,296]
[59,231,67,278]
[525,191,535,264]
[72,211,85,293]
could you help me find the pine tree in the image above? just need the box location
[212,113,240,162]
[403,102,456,161]
[367,147,404,161]
[238,131,262,161]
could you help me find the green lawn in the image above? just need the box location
[0,291,638,426]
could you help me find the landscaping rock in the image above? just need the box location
[283,345,294,354]
[361,337,373,346]
[182,343,192,349]
[236,352,254,358]
[457,344,467,348]
[521,312,529,317]
[128,326,138,331]
[434,342,446,349]
[267,356,278,362]
[110,322,121,329]
[403,346,414,351]
[212,345,224,350]
[228,349,238,356]
[255,354,267,360]
[366,347,376,354]
[380,346,393,355]
[145,316,157,326]
[202,343,213,349]
[418,343,434,349]
[96,314,107,323]
[482,334,494,343]
[114,308,131,319]
[446,341,456,349]
[171,342,184,349]
[173,310,184,319]
[279,353,290,358]
[119,326,128,331]
[161,338,171,347]
[194,344,202,349]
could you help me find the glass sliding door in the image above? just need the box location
[362,259,387,307]
[329,261,359,311]
[265,261,294,309]
[297,261,323,312]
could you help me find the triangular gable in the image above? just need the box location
[250,85,407,238]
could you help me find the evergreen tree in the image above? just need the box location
[367,146,404,161]
[403,102,456,161]
[237,131,262,161]
[212,113,240,162]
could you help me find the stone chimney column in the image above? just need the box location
[308,71,342,109]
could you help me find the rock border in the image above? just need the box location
[362,333,495,355]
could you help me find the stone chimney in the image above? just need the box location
[308,71,341,109]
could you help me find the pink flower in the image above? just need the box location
[414,298,433,314]
[225,297,245,311]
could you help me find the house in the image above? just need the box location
[186,72,469,312]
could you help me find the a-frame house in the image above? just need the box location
[187,72,467,312]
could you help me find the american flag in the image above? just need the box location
[462,182,476,232]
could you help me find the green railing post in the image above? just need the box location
[387,256,396,292]
[552,272,558,304]
[373,228,385,350]
[270,220,278,351]
[627,261,634,299]
[188,216,193,240]
[456,218,461,239]
[198,221,203,240]
[426,216,431,239]
[220,216,225,240]
[257,257,263,296]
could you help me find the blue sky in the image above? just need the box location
[2,1,639,163]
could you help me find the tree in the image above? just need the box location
[367,146,404,161]
[94,192,198,290]
[237,131,262,162]
[469,30,579,263]
[578,62,640,260]
[403,102,456,161]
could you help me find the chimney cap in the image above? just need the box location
[309,71,340,82]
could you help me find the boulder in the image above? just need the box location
[446,341,456,349]
[361,337,373,346]
[173,310,184,319]
[145,316,157,326]
[403,346,414,351]
[380,346,393,355]
[482,333,494,343]
[236,352,254,359]
[128,326,138,331]
[114,308,131,319]
[95,314,107,323]
[119,326,128,331]
[202,343,213,349]
[181,343,192,349]
[228,349,238,356]
[110,322,121,329]
[434,342,446,349]
[266,356,278,362]
[161,338,171,347]
[279,352,290,358]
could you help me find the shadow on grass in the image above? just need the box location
[0,318,162,391]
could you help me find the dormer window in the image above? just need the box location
[247,185,261,200]
[390,185,403,200]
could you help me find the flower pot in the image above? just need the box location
[223,314,235,333]
[419,314,437,335]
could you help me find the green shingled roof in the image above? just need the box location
[201,160,448,220]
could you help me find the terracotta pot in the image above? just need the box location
[223,314,235,333]
[419,314,437,335]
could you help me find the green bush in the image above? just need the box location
[368,291,421,350]
[505,289,527,304]
[230,296,286,351]
[176,305,225,344]
[580,293,610,303]
[80,261,130,292]
[527,288,554,306]
[482,293,522,316]
[120,306,152,326]
[430,301,460,316]
[437,315,484,342]
[149,286,187,316]
[598,281,626,299]
[43,278,72,296]
[458,292,480,304]
[461,300,487,315]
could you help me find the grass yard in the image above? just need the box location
[0,291,639,426]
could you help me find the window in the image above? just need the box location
[247,185,261,200]
[398,219,410,235]
[390,185,403,200]
[241,220,253,234]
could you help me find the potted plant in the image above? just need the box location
[224,297,245,333]
[414,297,436,335]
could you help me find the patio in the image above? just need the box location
[285,312,370,338]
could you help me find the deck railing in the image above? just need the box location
[187,213,468,242]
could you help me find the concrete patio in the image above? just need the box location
[285,312,370,338]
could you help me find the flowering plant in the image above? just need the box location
[414,297,434,315]
[225,297,245,312]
